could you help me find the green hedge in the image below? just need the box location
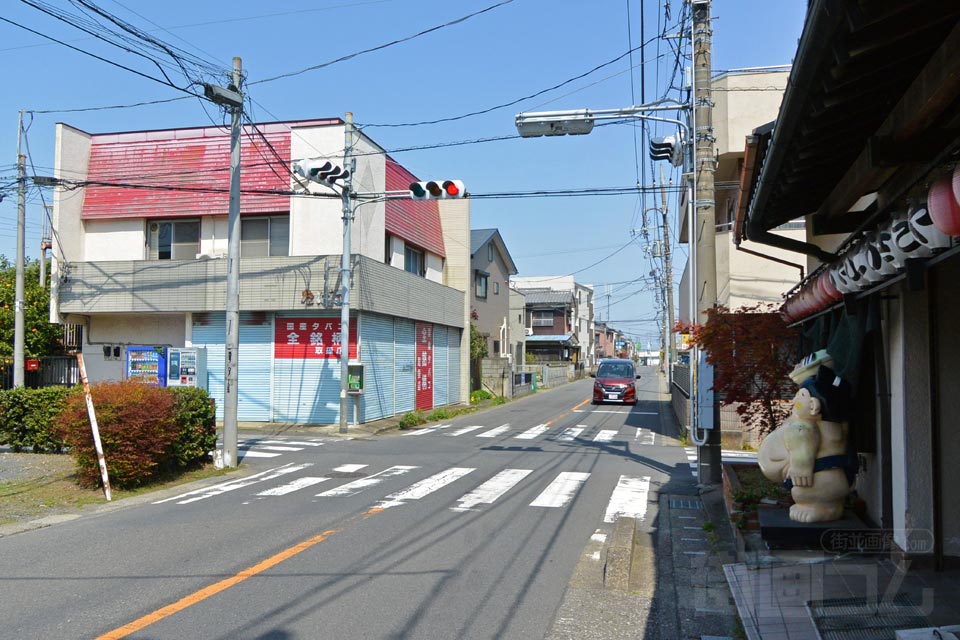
[0,386,73,453]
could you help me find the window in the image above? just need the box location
[494,282,500,295]
[385,233,392,265]
[487,244,493,262]
[405,246,425,277]
[241,216,289,257]
[493,340,500,355]
[148,219,200,260]
[532,310,553,327]
[475,273,488,299]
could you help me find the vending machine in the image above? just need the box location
[126,346,167,386]
[165,347,207,389]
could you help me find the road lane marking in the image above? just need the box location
[97,528,340,640]
[445,425,484,436]
[603,475,651,523]
[333,463,367,473]
[477,424,511,438]
[530,472,591,508]
[592,430,618,443]
[573,409,632,414]
[254,439,325,447]
[256,476,329,496]
[317,465,417,497]
[237,450,282,458]
[452,469,532,512]
[557,427,584,442]
[571,398,591,411]
[241,445,303,452]
[402,424,451,436]
[153,463,311,504]
[515,424,550,440]
[374,468,475,510]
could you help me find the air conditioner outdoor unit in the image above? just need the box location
[524,327,533,336]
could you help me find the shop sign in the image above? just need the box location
[274,318,357,359]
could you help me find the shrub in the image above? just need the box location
[0,386,73,453]
[55,380,178,489]
[470,389,492,404]
[490,395,506,406]
[427,408,452,421]
[169,387,217,469]
[398,410,425,429]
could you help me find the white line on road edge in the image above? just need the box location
[530,472,591,508]
[374,467,475,509]
[603,475,651,523]
[477,424,511,438]
[573,409,631,414]
[154,463,312,504]
[557,427,584,442]
[515,424,550,440]
[236,450,282,458]
[240,445,304,452]
[317,466,417,497]
[256,476,329,496]
[451,469,532,512]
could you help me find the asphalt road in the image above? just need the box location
[0,366,694,640]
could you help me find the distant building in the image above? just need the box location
[512,275,595,367]
[470,229,518,360]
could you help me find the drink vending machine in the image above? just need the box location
[125,346,207,389]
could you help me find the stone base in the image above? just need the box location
[759,507,874,551]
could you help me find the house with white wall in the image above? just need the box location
[50,118,469,424]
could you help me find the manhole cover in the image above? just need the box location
[808,593,929,640]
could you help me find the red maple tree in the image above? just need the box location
[676,303,799,436]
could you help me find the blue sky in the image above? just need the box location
[0,0,807,348]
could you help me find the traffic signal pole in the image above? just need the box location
[14,111,26,388]
[338,113,356,434]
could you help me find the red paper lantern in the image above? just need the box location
[929,174,960,236]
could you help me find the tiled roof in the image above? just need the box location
[470,228,497,254]
[385,157,445,258]
[517,289,574,305]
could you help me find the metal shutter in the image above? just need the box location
[434,324,448,406]
[359,312,394,422]
[273,313,343,424]
[191,312,272,422]
[448,327,462,404]
[394,318,415,414]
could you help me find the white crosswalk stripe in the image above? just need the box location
[445,425,485,436]
[256,476,329,496]
[317,465,418,497]
[255,439,325,447]
[374,468,475,510]
[237,450,282,458]
[592,430,618,443]
[515,424,550,440]
[476,424,511,438]
[557,427,584,442]
[154,463,312,505]
[452,469,532,512]
[530,472,591,507]
[402,424,451,436]
[604,475,651,523]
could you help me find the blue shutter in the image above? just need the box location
[273,313,341,424]
[434,325,448,406]
[448,327,462,404]
[359,313,394,422]
[395,318,415,413]
[191,312,272,421]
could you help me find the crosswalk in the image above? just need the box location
[683,447,758,477]
[154,461,653,522]
[403,422,660,446]
[235,436,331,459]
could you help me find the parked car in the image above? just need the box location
[590,358,640,405]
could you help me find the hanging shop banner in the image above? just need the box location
[415,321,434,410]
[274,318,357,359]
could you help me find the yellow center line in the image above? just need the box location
[571,398,591,411]
[98,528,340,639]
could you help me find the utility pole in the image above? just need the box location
[338,113,357,434]
[659,166,675,384]
[217,57,244,468]
[692,0,721,484]
[14,111,26,388]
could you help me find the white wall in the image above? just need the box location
[51,124,92,323]
[425,253,443,283]
[713,71,788,156]
[83,219,146,260]
[81,314,186,383]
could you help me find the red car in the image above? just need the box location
[591,359,639,405]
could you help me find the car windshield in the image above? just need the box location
[597,363,633,378]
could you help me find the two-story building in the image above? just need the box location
[49,118,469,424]
[512,275,595,368]
[469,228,518,360]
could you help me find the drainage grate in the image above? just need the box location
[808,593,929,640]
[669,498,702,510]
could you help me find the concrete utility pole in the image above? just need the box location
[692,0,721,484]
[659,166,675,384]
[338,113,357,434]
[221,57,243,468]
[14,111,26,388]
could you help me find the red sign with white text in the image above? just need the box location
[415,322,433,410]
[274,318,357,359]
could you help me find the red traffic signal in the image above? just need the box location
[409,180,465,200]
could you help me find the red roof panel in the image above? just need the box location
[385,157,445,258]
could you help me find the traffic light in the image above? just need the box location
[649,136,682,167]
[409,180,465,200]
[292,158,350,186]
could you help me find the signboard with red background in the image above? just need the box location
[274,318,357,359]
[415,322,433,410]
